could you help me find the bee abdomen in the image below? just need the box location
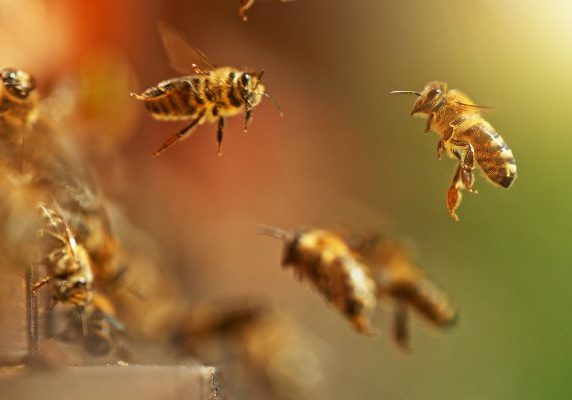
[394,280,456,327]
[136,80,199,121]
[461,123,517,188]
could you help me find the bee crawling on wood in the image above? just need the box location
[131,22,282,157]
[257,226,378,335]
[391,82,517,221]
[32,202,94,333]
[348,234,457,351]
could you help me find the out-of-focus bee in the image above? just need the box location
[61,292,125,357]
[0,68,39,172]
[32,202,94,332]
[258,226,377,335]
[132,22,281,157]
[238,0,295,21]
[174,301,324,400]
[0,68,38,129]
[391,81,517,221]
[349,234,457,351]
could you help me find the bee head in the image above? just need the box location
[1,68,36,101]
[410,81,447,115]
[58,275,92,304]
[390,81,447,116]
[239,70,265,108]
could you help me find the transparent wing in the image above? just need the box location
[157,21,218,74]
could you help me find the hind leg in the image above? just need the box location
[151,109,206,157]
[446,163,464,222]
[450,139,477,193]
[393,301,411,352]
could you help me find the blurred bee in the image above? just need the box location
[391,81,517,221]
[257,226,377,335]
[174,301,323,400]
[132,22,281,157]
[0,68,39,172]
[61,292,125,357]
[349,234,457,351]
[32,202,94,333]
[0,68,38,129]
[238,0,295,21]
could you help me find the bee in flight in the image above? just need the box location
[348,233,457,351]
[132,22,282,157]
[391,82,517,221]
[238,0,295,21]
[32,202,94,334]
[257,226,378,335]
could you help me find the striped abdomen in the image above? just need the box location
[136,77,202,121]
[458,120,517,188]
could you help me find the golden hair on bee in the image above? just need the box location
[32,202,94,334]
[391,81,517,221]
[257,225,377,335]
[131,22,282,157]
[349,233,457,351]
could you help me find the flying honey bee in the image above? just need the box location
[348,234,457,350]
[238,0,295,21]
[132,22,282,157]
[257,226,377,335]
[32,202,94,333]
[391,81,517,221]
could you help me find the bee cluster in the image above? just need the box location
[0,1,518,399]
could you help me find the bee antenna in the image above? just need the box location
[389,90,422,97]
[256,225,288,241]
[257,69,265,81]
[263,92,284,117]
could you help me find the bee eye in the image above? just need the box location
[73,279,86,289]
[240,73,251,86]
[426,88,442,101]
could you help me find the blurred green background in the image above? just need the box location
[2,0,572,399]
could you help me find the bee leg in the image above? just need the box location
[31,276,50,292]
[424,112,434,133]
[216,116,225,156]
[151,110,206,157]
[450,139,477,193]
[393,301,411,352]
[244,108,252,133]
[436,140,445,159]
[446,164,464,222]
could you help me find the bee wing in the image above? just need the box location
[456,102,496,112]
[158,21,218,74]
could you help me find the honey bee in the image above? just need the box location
[257,226,377,335]
[0,68,40,172]
[391,82,517,220]
[238,0,295,21]
[173,301,323,400]
[0,68,38,129]
[32,202,94,333]
[132,22,281,157]
[61,292,125,357]
[349,234,457,350]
